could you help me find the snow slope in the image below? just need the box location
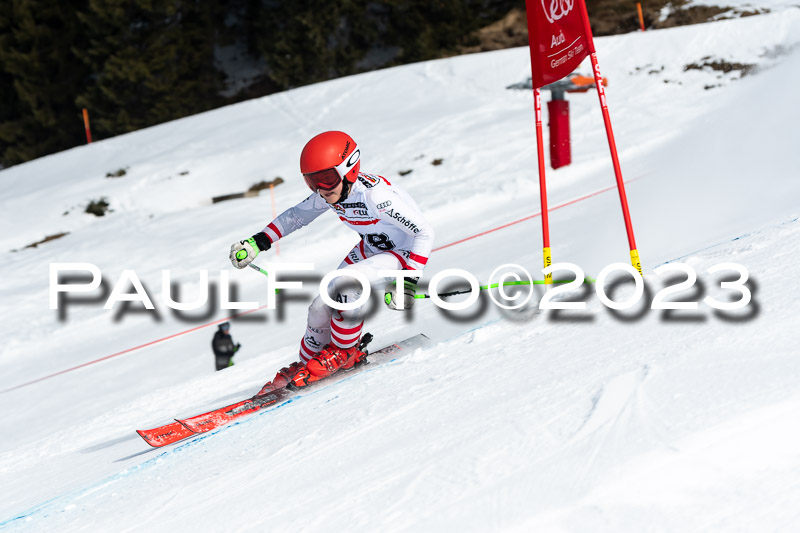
[1,4,800,531]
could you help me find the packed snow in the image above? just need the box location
[1,3,799,531]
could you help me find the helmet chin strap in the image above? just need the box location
[337,179,352,203]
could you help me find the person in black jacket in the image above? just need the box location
[212,322,240,370]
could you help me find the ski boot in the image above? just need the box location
[287,334,373,390]
[256,335,374,395]
[254,361,305,396]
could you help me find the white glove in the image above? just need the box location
[230,233,270,269]
[384,278,418,310]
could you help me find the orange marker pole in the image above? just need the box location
[270,183,280,256]
[82,108,92,144]
[637,3,645,32]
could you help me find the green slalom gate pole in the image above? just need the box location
[243,256,594,300]
[415,277,595,299]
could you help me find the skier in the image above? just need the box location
[212,322,240,370]
[229,131,434,393]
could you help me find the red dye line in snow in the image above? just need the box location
[1,308,268,394]
[2,177,642,394]
[433,179,635,252]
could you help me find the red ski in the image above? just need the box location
[136,334,430,447]
[136,421,195,447]
[178,388,292,433]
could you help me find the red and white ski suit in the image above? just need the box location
[259,173,434,362]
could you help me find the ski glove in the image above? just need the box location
[384,277,419,311]
[230,232,271,269]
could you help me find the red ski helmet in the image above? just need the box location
[300,131,361,191]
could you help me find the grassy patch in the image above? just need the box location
[85,198,111,216]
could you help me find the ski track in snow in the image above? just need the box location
[2,4,800,531]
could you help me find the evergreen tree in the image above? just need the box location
[76,0,224,137]
[381,0,524,64]
[252,0,523,91]
[0,1,90,167]
[254,1,378,90]
[0,0,524,167]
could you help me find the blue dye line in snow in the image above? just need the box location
[0,394,303,528]
[0,352,419,528]
[655,214,799,268]
[1,331,481,527]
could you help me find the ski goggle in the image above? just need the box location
[303,147,360,191]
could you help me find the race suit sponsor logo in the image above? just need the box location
[340,202,367,209]
[376,200,392,210]
[358,174,380,188]
[385,209,421,234]
[305,334,322,348]
[336,201,371,221]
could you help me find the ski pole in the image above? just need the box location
[244,261,281,293]
[414,277,595,299]
[247,262,268,277]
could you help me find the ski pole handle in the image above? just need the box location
[236,249,248,261]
